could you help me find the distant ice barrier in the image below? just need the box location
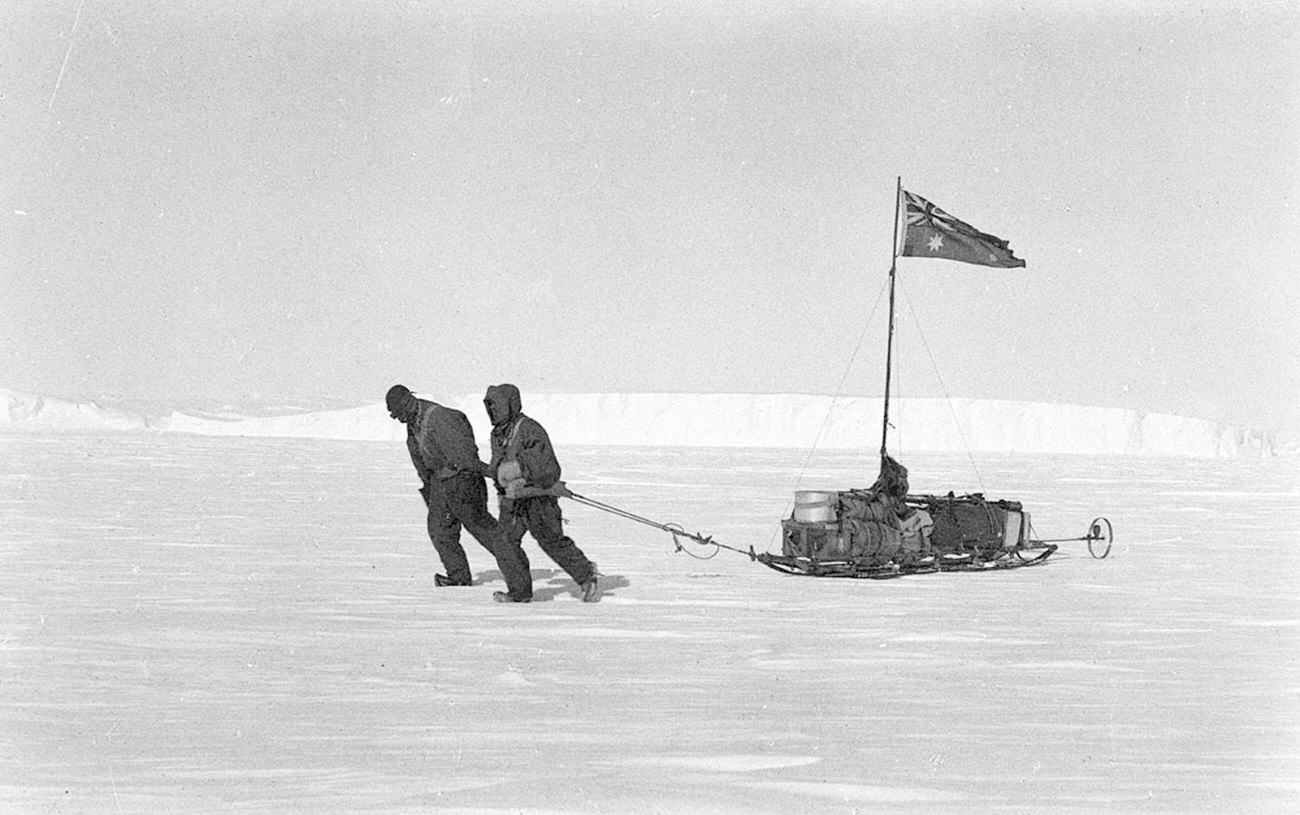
[480,393,1275,458]
[0,389,155,432]
[0,388,1276,458]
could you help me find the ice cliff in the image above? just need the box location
[0,387,1275,458]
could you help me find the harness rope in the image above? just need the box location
[562,488,758,561]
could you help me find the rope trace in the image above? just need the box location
[564,489,757,561]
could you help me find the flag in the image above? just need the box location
[898,190,1025,268]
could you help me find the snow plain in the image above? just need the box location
[1,433,1297,814]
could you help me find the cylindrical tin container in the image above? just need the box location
[793,490,837,522]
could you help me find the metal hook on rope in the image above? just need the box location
[659,523,717,559]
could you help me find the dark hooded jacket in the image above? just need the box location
[484,384,562,490]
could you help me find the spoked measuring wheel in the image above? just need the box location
[1026,516,1114,560]
[1086,517,1113,559]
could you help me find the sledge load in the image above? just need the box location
[756,455,1111,579]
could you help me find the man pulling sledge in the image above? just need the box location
[484,383,600,603]
[386,384,528,591]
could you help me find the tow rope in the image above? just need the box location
[550,483,755,561]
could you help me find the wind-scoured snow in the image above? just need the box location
[1,434,1297,813]
[0,388,1276,458]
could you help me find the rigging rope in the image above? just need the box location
[797,276,889,469]
[897,279,986,492]
[768,276,892,551]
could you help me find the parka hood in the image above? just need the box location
[484,383,522,427]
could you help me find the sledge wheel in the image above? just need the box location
[1086,517,1113,559]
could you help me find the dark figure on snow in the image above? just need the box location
[484,383,599,603]
[387,384,524,589]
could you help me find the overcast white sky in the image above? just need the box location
[2,0,1297,433]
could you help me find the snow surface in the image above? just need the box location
[2,433,1297,814]
[0,388,1277,458]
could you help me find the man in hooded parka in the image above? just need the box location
[387,384,528,589]
[484,383,599,603]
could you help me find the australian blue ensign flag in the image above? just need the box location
[899,190,1025,268]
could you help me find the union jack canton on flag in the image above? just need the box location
[899,190,1026,268]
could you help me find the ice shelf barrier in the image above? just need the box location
[1,388,1277,458]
